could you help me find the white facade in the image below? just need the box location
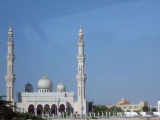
[76,26,87,115]
[5,26,88,116]
[5,26,16,104]
[17,91,75,114]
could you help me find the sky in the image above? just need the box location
[0,0,160,106]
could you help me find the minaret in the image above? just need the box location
[5,26,16,103]
[76,26,87,115]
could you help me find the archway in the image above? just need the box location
[51,104,57,115]
[37,104,43,115]
[28,104,34,114]
[44,104,50,115]
[67,106,73,115]
[59,104,65,112]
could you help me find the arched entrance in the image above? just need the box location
[51,104,57,115]
[28,104,34,114]
[37,104,43,115]
[44,104,50,115]
[59,104,65,112]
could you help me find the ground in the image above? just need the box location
[42,117,160,120]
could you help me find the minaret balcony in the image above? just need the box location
[78,42,84,45]
[76,74,87,81]
[6,54,15,60]
[5,74,16,81]
[7,41,14,44]
[77,55,85,60]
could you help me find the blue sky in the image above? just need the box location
[0,0,160,106]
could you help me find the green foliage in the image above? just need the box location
[93,104,123,116]
[109,106,123,112]
[93,105,107,115]
[0,96,44,120]
[13,112,44,120]
[142,106,149,112]
[0,96,16,120]
[44,105,50,114]
[151,107,157,112]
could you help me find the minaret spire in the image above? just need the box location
[5,26,16,104]
[8,25,13,34]
[76,26,87,115]
[79,26,83,33]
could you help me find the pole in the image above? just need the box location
[58,98,59,118]
[35,95,36,115]
[92,101,93,117]
[55,98,56,116]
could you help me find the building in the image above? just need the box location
[117,98,129,105]
[116,98,148,112]
[5,26,88,116]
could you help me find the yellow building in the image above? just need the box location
[116,98,148,112]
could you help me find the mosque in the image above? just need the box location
[5,26,90,116]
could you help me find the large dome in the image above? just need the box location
[38,76,52,91]
[57,83,66,92]
[25,82,33,92]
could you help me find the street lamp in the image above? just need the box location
[57,98,60,119]
[113,104,115,117]
[150,105,152,113]
[54,98,56,116]
[58,98,60,113]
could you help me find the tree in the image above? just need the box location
[142,106,149,112]
[93,104,123,116]
[93,105,108,115]
[44,105,50,115]
[108,106,123,116]
[0,96,44,120]
[151,107,157,112]
[0,96,16,120]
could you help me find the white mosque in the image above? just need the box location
[5,26,91,116]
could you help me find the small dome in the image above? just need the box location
[57,83,66,92]
[117,98,129,105]
[38,76,52,91]
[25,82,33,92]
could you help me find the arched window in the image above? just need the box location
[59,104,65,112]
[37,104,43,115]
[28,104,34,114]
[51,104,57,115]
